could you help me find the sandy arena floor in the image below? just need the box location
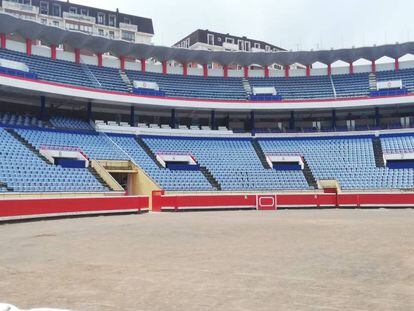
[0,209,413,311]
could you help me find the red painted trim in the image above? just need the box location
[1,33,6,49]
[264,66,269,78]
[371,60,376,73]
[162,61,167,75]
[120,56,125,71]
[284,65,290,78]
[50,44,57,60]
[306,65,311,77]
[152,192,414,212]
[26,38,32,56]
[349,62,354,75]
[395,58,399,71]
[75,48,80,64]
[327,64,332,76]
[97,53,103,67]
[141,58,146,73]
[244,65,249,78]
[2,71,414,105]
[203,64,208,77]
[0,196,149,220]
[183,63,188,77]
[223,65,229,78]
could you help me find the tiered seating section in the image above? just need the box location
[2,113,414,193]
[3,47,414,101]
[0,128,107,192]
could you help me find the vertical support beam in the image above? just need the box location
[170,109,176,129]
[50,44,57,60]
[210,110,216,130]
[39,96,46,122]
[284,65,290,78]
[264,66,270,78]
[0,33,6,49]
[395,58,399,71]
[244,65,249,78]
[75,48,80,64]
[289,111,295,130]
[26,38,32,56]
[183,63,188,77]
[306,65,311,77]
[375,107,381,128]
[162,61,167,75]
[250,110,255,133]
[332,109,337,129]
[203,64,208,77]
[349,62,354,75]
[223,65,229,78]
[225,114,230,129]
[141,58,146,72]
[86,102,92,122]
[97,53,103,67]
[120,56,125,71]
[327,64,332,76]
[371,60,376,73]
[130,106,135,127]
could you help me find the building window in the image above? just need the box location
[245,41,251,51]
[225,37,234,44]
[97,12,105,24]
[98,29,104,36]
[108,15,116,27]
[109,31,115,39]
[52,4,61,17]
[122,30,135,42]
[39,1,48,15]
[265,45,270,52]
[124,17,131,24]
[80,8,88,16]
[40,18,47,24]
[254,43,260,49]
[238,40,244,51]
[53,20,59,27]
[207,34,214,46]
[69,7,77,14]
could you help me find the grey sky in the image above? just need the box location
[71,0,412,51]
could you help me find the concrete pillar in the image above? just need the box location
[120,56,125,71]
[170,109,176,129]
[130,106,135,127]
[141,59,146,72]
[162,61,167,75]
[87,102,92,122]
[40,96,46,121]
[211,110,216,130]
[244,66,249,78]
[26,38,32,56]
[264,66,270,78]
[223,65,229,78]
[349,62,354,75]
[0,33,6,49]
[75,48,81,64]
[250,110,255,133]
[183,63,188,77]
[332,110,336,129]
[375,107,381,127]
[284,65,290,78]
[203,64,208,77]
[371,60,376,73]
[395,58,399,71]
[306,65,311,77]
[289,111,295,130]
[97,53,103,67]
[50,44,57,60]
[327,64,332,76]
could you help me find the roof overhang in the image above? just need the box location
[0,12,412,66]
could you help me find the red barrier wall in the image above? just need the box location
[0,196,149,221]
[152,192,414,212]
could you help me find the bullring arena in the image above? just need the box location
[0,0,414,309]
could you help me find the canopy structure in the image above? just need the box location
[0,12,411,67]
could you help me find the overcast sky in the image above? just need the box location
[72,0,412,51]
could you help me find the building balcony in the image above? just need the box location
[119,22,138,32]
[63,12,96,24]
[2,0,39,14]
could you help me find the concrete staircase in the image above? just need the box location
[120,70,133,93]
[5,129,50,164]
[251,139,271,169]
[372,137,385,167]
[200,166,222,191]
[302,158,318,189]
